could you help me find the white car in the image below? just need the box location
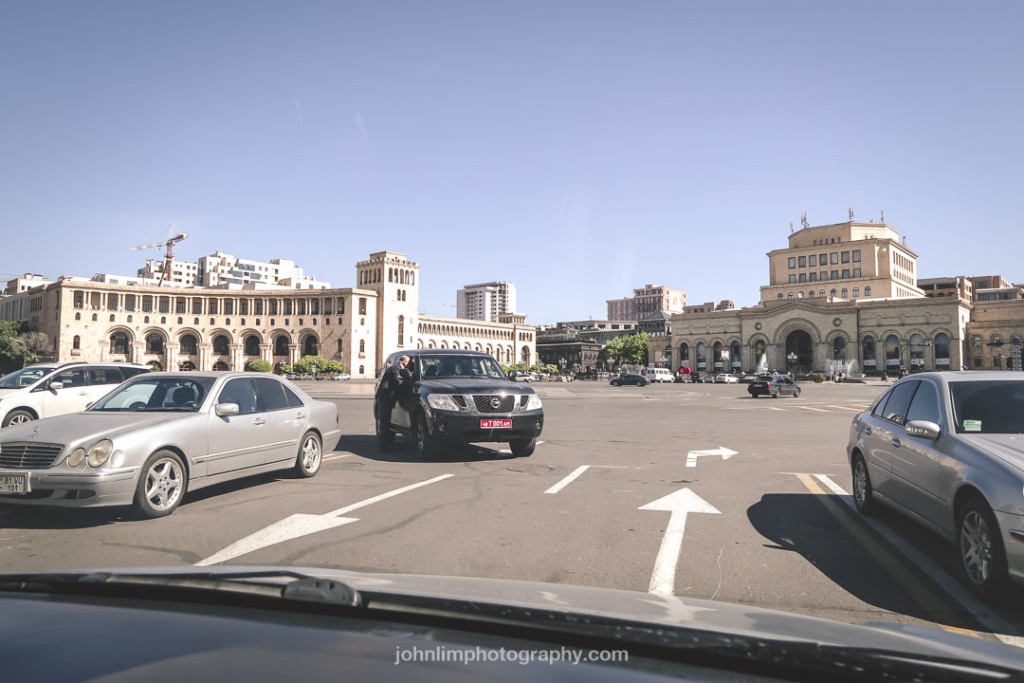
[713,373,740,383]
[0,361,151,428]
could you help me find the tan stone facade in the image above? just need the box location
[1,251,537,378]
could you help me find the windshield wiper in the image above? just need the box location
[0,569,361,607]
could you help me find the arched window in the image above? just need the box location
[303,335,318,356]
[841,288,848,298]
[111,333,130,356]
[935,332,951,368]
[359,339,365,353]
[73,335,81,350]
[679,342,689,361]
[885,334,900,370]
[274,336,289,356]
[398,315,405,346]
[146,333,164,354]
[244,336,261,356]
[213,335,230,356]
[696,341,707,370]
[180,334,198,355]
[832,336,847,361]
[864,286,872,297]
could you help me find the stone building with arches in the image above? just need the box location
[2,250,537,378]
[663,220,1007,377]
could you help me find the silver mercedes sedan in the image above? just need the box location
[0,372,341,518]
[847,371,1024,596]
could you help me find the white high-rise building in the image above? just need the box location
[135,250,331,289]
[457,281,517,322]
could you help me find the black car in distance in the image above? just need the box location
[374,350,543,458]
[610,373,648,387]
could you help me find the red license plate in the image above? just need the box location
[480,419,512,429]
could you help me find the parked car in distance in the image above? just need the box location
[674,371,693,383]
[610,373,648,387]
[748,374,801,398]
[713,373,739,384]
[848,371,1024,596]
[691,371,712,383]
[641,367,674,383]
[513,373,533,382]
[0,361,151,428]
[0,371,341,517]
[374,350,543,458]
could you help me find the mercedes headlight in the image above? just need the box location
[67,448,86,467]
[86,439,114,468]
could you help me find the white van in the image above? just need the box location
[642,367,674,383]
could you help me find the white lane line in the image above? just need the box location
[796,406,831,413]
[826,405,867,412]
[196,474,454,566]
[323,453,352,462]
[806,473,1023,646]
[545,466,590,495]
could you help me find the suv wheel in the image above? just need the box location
[510,437,536,457]
[414,413,437,459]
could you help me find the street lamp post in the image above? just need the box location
[787,352,798,377]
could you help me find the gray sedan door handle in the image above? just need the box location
[253,418,267,426]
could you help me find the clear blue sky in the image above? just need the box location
[2,1,1021,324]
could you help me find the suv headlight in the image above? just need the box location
[86,439,114,468]
[426,394,462,411]
[524,394,543,411]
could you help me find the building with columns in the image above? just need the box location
[0,250,537,378]
[664,220,1020,376]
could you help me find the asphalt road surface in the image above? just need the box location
[4,377,1024,647]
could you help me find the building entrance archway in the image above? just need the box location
[785,330,813,374]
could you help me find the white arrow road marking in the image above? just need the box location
[640,488,721,595]
[685,447,738,468]
[195,474,454,566]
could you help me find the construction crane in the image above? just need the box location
[131,226,188,287]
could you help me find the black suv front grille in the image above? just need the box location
[472,395,516,413]
[0,442,64,469]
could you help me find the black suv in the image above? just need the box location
[373,350,544,458]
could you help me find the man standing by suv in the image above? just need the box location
[376,355,413,429]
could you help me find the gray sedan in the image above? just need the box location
[0,372,341,518]
[847,371,1024,595]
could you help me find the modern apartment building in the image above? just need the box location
[606,284,687,321]
[137,251,332,290]
[456,281,517,322]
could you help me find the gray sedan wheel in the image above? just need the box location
[851,453,876,515]
[2,409,35,427]
[135,450,186,519]
[294,431,322,478]
[957,496,1007,596]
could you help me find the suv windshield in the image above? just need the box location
[0,366,57,389]
[418,355,506,380]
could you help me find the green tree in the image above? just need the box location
[12,331,54,366]
[603,332,649,368]
[0,321,21,373]
[245,359,273,373]
[293,355,345,375]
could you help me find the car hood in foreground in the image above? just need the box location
[9,564,1022,671]
[0,411,196,444]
